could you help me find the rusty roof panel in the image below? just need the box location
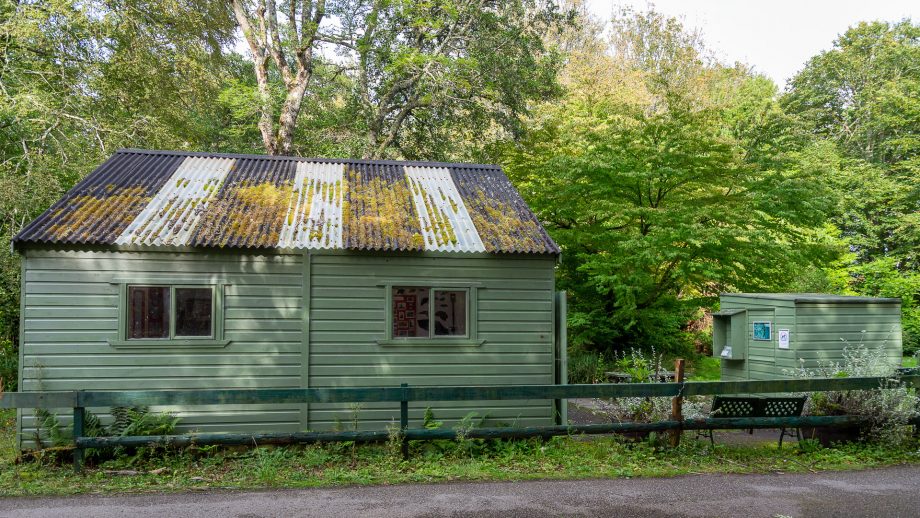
[14,149,559,255]
[450,166,559,254]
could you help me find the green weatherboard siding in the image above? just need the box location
[17,248,557,448]
[714,294,902,382]
[306,253,556,431]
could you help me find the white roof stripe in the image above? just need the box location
[115,156,234,246]
[278,162,344,249]
[404,166,486,253]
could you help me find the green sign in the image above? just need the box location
[753,321,772,341]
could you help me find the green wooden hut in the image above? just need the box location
[713,293,902,381]
[12,149,566,448]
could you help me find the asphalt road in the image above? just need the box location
[3,465,920,517]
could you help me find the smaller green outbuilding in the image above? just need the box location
[713,293,902,381]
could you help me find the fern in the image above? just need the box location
[30,406,179,459]
[109,407,132,436]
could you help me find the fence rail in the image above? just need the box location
[2,374,918,472]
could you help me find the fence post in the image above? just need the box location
[670,359,685,448]
[73,391,85,473]
[400,383,409,460]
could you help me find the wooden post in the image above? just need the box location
[73,404,85,473]
[670,359,685,447]
[400,383,409,460]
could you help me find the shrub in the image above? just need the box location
[594,348,708,424]
[787,340,919,447]
[0,339,17,392]
[31,406,180,463]
[567,348,609,384]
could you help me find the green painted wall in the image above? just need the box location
[17,247,557,448]
[716,295,902,381]
[306,252,557,431]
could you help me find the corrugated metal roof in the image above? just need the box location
[404,166,485,253]
[449,166,558,254]
[116,156,234,246]
[279,162,344,249]
[723,293,902,304]
[14,149,560,255]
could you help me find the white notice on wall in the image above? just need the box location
[778,329,790,349]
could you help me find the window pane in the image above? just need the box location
[175,288,213,337]
[128,286,170,339]
[434,290,466,336]
[392,287,429,338]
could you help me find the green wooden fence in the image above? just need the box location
[1,374,918,472]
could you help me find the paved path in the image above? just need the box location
[3,465,920,517]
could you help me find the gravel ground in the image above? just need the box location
[3,465,920,517]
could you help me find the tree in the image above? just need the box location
[504,8,836,352]
[229,0,568,158]
[783,20,920,352]
[0,0,236,343]
[783,20,920,272]
[230,0,328,155]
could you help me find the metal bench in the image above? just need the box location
[698,395,807,447]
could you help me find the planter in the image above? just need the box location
[800,425,863,446]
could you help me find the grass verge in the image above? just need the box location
[3,409,920,497]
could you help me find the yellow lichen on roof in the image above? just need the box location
[466,187,544,253]
[194,180,294,247]
[417,183,458,247]
[343,168,423,250]
[45,187,150,241]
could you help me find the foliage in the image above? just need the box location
[592,348,708,424]
[847,258,920,354]
[9,403,920,497]
[612,347,665,383]
[787,341,919,447]
[782,20,920,342]
[687,356,721,382]
[31,407,180,463]
[566,348,610,384]
[503,7,837,354]
[0,0,239,344]
[229,0,570,157]
[0,340,17,392]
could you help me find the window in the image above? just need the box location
[127,285,214,340]
[175,287,213,337]
[433,290,466,336]
[128,286,170,339]
[391,287,469,339]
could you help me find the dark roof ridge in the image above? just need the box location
[114,148,502,170]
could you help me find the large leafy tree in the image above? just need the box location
[505,8,837,352]
[0,0,236,342]
[229,0,568,158]
[783,20,920,351]
[783,20,920,271]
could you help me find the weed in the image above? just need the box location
[252,447,289,485]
